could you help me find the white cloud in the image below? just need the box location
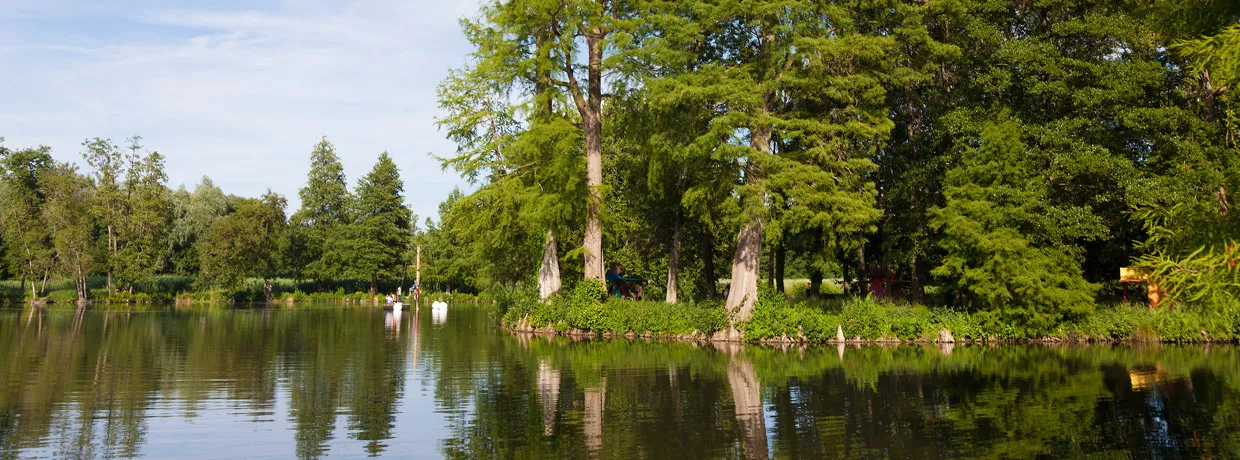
[0,0,480,222]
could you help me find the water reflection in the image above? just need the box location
[2,307,1240,459]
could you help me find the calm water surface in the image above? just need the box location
[2,305,1238,459]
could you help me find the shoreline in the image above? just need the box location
[505,316,1239,345]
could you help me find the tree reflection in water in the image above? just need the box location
[3,307,1240,459]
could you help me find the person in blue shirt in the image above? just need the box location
[605,263,644,300]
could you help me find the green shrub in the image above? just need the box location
[47,289,79,304]
[840,298,888,339]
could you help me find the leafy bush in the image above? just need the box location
[47,289,79,304]
[500,279,726,336]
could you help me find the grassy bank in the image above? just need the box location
[3,276,488,306]
[501,282,1240,343]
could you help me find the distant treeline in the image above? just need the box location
[0,136,438,303]
[428,0,1240,324]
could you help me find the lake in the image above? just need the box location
[1,305,1237,459]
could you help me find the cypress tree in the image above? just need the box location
[335,153,412,294]
[293,137,352,286]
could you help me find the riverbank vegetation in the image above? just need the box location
[431,0,1240,332]
[501,281,1240,343]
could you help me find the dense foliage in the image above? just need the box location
[429,0,1240,321]
[3,0,1238,317]
[0,136,417,302]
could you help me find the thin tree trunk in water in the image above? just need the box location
[538,230,562,301]
[584,379,606,459]
[701,231,717,299]
[666,216,682,304]
[537,359,561,436]
[725,119,771,322]
[77,272,88,303]
[727,353,769,460]
[775,242,786,293]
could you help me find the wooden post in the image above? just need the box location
[415,246,421,293]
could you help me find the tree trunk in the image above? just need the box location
[107,224,115,295]
[701,231,717,299]
[767,245,776,289]
[808,266,823,298]
[725,119,771,322]
[538,230,562,301]
[567,30,607,282]
[911,253,925,303]
[666,217,682,304]
[77,270,88,303]
[839,246,851,296]
[580,123,603,280]
[368,280,377,296]
[39,270,49,297]
[726,217,764,322]
[858,244,868,295]
[775,242,786,293]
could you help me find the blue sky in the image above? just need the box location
[1,0,479,224]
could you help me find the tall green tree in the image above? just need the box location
[168,177,229,275]
[199,192,288,297]
[292,138,352,285]
[1131,21,1240,306]
[40,162,95,302]
[930,119,1102,329]
[113,142,173,292]
[0,142,55,299]
[633,0,900,320]
[455,0,641,282]
[329,153,412,294]
[81,137,127,293]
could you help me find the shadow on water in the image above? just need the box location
[2,306,1240,459]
